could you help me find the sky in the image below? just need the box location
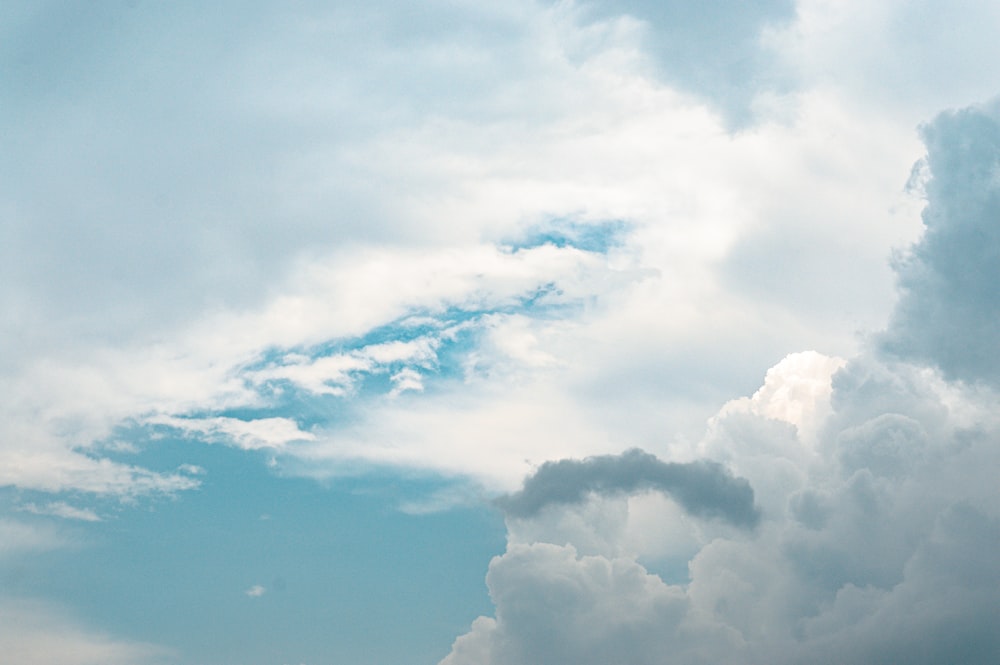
[2,1,1000,663]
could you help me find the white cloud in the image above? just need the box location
[145,415,315,451]
[0,447,199,497]
[440,542,744,665]
[245,585,266,598]
[443,349,1000,664]
[765,0,1000,120]
[21,502,101,522]
[0,519,67,558]
[0,0,940,502]
[1,0,998,662]
[0,600,170,665]
[247,336,440,397]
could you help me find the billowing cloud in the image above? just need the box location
[880,102,1000,386]
[444,352,1000,664]
[440,542,743,665]
[442,95,1000,664]
[496,448,760,528]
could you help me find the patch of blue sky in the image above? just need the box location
[240,295,578,399]
[3,439,506,665]
[110,277,594,462]
[504,217,631,254]
[251,293,573,370]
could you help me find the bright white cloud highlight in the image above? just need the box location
[21,502,101,522]
[244,585,266,598]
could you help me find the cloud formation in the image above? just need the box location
[441,97,1000,665]
[244,585,266,598]
[3,2,999,662]
[496,448,760,528]
[881,102,1000,386]
[0,600,169,665]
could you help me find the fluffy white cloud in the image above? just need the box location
[443,349,1000,664]
[442,95,1000,663]
[441,542,744,665]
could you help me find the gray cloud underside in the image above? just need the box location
[496,448,760,528]
[880,102,1000,386]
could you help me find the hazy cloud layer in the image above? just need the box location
[0,0,928,500]
[578,0,796,124]
[496,448,760,528]
[0,600,169,665]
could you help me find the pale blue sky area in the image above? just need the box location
[2,441,504,664]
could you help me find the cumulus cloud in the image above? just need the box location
[881,102,1000,386]
[442,95,1000,664]
[440,542,743,665]
[496,448,760,528]
[444,352,1000,664]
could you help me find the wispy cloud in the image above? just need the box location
[245,585,266,598]
[21,502,101,522]
[0,600,170,665]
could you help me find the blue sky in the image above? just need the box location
[3,1,1000,664]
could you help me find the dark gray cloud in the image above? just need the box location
[496,448,760,528]
[880,101,1000,385]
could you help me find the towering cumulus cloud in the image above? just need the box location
[441,102,1000,665]
[881,103,1000,385]
[496,448,760,528]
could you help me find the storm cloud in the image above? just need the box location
[496,448,760,528]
